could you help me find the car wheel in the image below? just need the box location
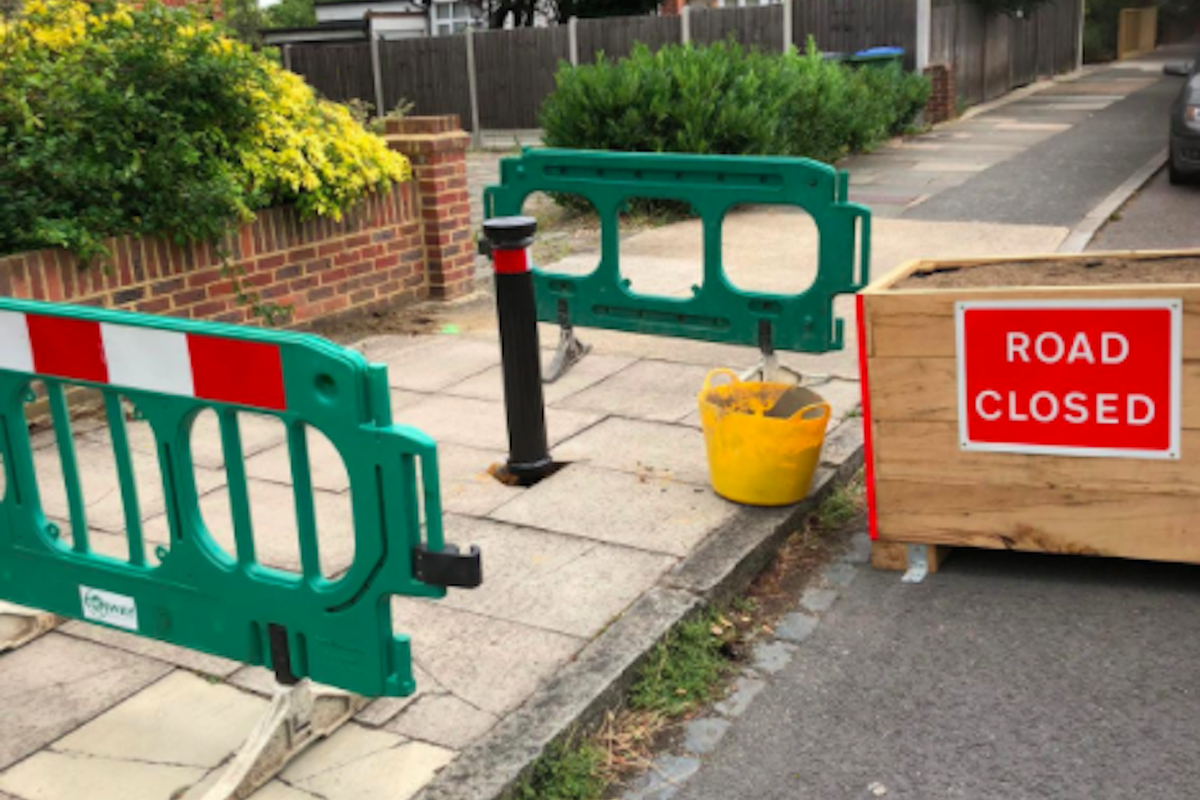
[1169,154,1189,185]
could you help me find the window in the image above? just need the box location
[433,0,473,35]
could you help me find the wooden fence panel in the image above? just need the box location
[1009,14,1038,87]
[474,26,569,130]
[690,5,783,50]
[952,1,987,105]
[983,13,1010,100]
[577,15,679,62]
[288,43,375,105]
[380,36,473,127]
[1036,1,1057,77]
[929,0,958,65]
[791,0,916,67]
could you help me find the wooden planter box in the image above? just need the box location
[857,250,1200,573]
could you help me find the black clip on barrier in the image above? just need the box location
[484,216,556,486]
[412,543,483,588]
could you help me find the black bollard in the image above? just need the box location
[485,216,554,486]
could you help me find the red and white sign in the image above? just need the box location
[0,310,287,411]
[957,299,1181,460]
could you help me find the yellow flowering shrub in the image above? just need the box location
[0,0,410,261]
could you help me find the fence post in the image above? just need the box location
[465,27,482,149]
[1075,0,1084,70]
[569,16,579,65]
[369,29,385,119]
[681,4,691,44]
[282,43,292,72]
[782,0,793,53]
[916,0,931,71]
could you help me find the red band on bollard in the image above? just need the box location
[493,248,530,275]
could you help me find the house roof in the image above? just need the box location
[314,0,418,6]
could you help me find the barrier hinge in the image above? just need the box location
[413,544,483,588]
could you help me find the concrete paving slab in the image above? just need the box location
[243,428,350,493]
[0,633,172,770]
[58,620,241,678]
[491,464,736,557]
[437,516,676,637]
[553,417,709,486]
[83,410,287,471]
[391,598,583,716]
[374,337,500,392]
[523,326,859,379]
[435,443,523,517]
[142,479,356,576]
[54,671,268,768]
[281,723,454,800]
[385,693,499,750]
[32,439,225,534]
[553,361,711,423]
[354,663,443,727]
[0,751,207,800]
[443,352,637,405]
[397,394,601,452]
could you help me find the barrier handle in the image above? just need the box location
[702,369,740,394]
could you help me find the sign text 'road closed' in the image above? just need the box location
[956,299,1182,460]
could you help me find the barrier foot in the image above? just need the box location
[0,601,61,652]
[545,323,590,384]
[194,680,367,800]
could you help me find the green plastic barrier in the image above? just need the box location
[484,149,871,354]
[0,298,479,697]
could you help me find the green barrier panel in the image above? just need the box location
[0,298,479,697]
[484,149,871,354]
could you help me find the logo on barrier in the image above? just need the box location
[957,299,1182,460]
[80,586,139,631]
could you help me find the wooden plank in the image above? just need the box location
[867,357,1200,428]
[870,539,950,573]
[474,26,569,130]
[874,419,1200,496]
[864,288,1200,359]
[874,478,1200,564]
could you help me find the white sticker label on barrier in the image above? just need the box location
[80,586,139,631]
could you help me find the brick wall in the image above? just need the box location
[923,63,956,125]
[0,117,473,328]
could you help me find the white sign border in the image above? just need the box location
[956,298,1182,461]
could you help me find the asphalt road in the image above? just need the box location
[1088,167,1200,251]
[676,549,1200,800]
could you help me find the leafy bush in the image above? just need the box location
[541,40,931,164]
[0,0,410,261]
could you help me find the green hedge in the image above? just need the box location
[0,0,408,263]
[541,40,930,164]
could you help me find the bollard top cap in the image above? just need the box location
[484,216,537,248]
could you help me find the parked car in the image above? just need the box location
[1164,55,1200,185]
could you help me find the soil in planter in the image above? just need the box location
[893,254,1200,290]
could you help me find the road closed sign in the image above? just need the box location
[957,299,1182,460]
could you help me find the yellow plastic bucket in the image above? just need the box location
[697,369,831,507]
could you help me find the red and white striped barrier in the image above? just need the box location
[0,310,287,411]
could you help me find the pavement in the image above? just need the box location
[1,50,1188,800]
[0,304,865,800]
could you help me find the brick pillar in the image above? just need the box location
[660,0,683,15]
[922,63,956,125]
[386,116,475,300]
